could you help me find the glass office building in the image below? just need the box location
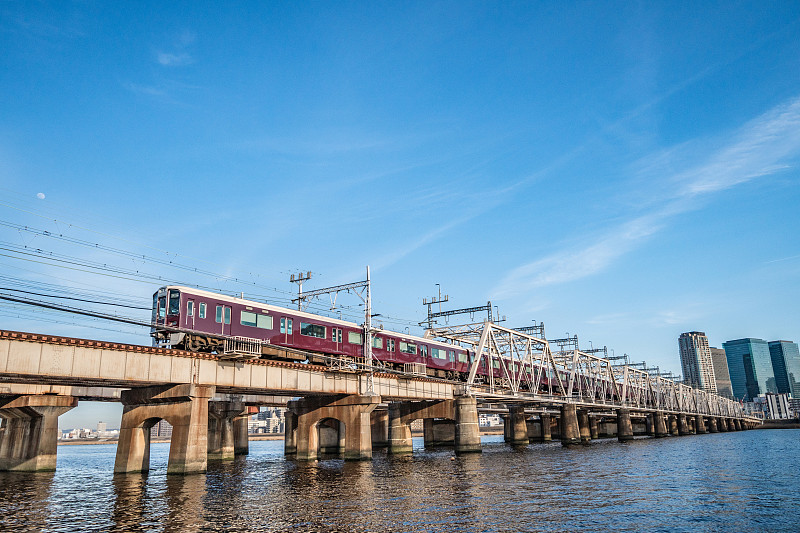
[723,338,776,401]
[768,340,800,397]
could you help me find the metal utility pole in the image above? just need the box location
[421,285,449,330]
[419,301,493,330]
[289,271,312,310]
[291,266,375,394]
[513,321,546,339]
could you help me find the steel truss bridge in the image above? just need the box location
[426,321,746,419]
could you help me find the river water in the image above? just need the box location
[0,430,797,532]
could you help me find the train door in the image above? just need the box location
[216,305,231,336]
[280,317,294,345]
[186,299,195,330]
[332,327,342,352]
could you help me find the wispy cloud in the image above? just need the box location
[493,96,800,298]
[156,52,192,66]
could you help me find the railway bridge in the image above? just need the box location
[0,327,759,475]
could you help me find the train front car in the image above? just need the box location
[151,286,187,348]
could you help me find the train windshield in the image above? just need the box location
[157,296,166,319]
[152,293,158,321]
[168,290,180,315]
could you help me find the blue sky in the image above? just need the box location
[1,2,799,427]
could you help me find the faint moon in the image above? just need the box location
[36,192,45,199]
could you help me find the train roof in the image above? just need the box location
[157,285,466,351]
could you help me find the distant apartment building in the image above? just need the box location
[723,338,776,401]
[768,340,800,397]
[150,419,173,438]
[678,332,716,392]
[709,347,733,398]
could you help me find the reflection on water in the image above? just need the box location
[0,432,798,532]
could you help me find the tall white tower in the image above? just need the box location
[679,331,717,393]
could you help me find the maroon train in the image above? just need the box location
[150,285,493,380]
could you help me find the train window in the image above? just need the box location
[241,311,272,329]
[300,322,326,339]
[448,350,455,362]
[332,328,342,343]
[458,352,468,363]
[388,339,395,352]
[348,332,362,344]
[280,318,293,334]
[431,348,447,359]
[199,302,206,319]
[492,360,500,369]
[421,345,428,358]
[216,305,223,323]
[399,342,416,355]
[168,291,180,315]
[224,307,231,324]
[372,337,382,349]
[241,311,257,327]
[187,301,194,317]
[158,297,166,319]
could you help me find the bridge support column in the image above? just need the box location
[0,395,77,472]
[560,404,580,446]
[654,411,668,438]
[455,396,481,454]
[617,409,634,442]
[208,400,246,461]
[645,414,654,436]
[233,414,249,455]
[736,419,743,431]
[718,418,728,432]
[115,384,215,475]
[288,395,380,461]
[589,415,600,440]
[424,418,456,447]
[371,409,389,449]
[669,415,679,436]
[284,410,298,455]
[677,414,689,436]
[578,410,591,444]
[540,414,552,442]
[708,417,718,433]
[504,406,529,446]
[387,400,454,454]
[695,415,706,434]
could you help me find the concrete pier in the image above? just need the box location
[708,417,718,433]
[115,384,215,475]
[370,409,390,449]
[504,406,529,446]
[718,417,728,432]
[284,410,298,455]
[589,415,600,440]
[540,414,552,442]
[0,395,77,472]
[560,404,580,446]
[617,409,634,442]
[387,400,454,454]
[578,410,591,444]
[424,418,456,447]
[233,414,249,455]
[669,415,679,436]
[287,394,380,461]
[695,415,706,434]
[654,411,668,438]
[678,414,689,436]
[454,396,481,454]
[207,400,246,461]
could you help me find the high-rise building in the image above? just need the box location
[678,332,716,392]
[723,338,776,401]
[768,340,800,397]
[710,347,733,398]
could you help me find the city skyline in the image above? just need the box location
[1,3,799,427]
